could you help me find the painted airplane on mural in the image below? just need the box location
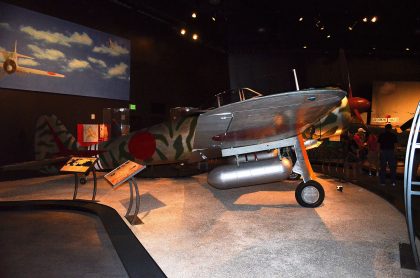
[3,87,373,207]
[0,41,65,78]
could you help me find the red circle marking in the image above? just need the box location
[128,132,156,161]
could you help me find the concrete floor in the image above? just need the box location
[0,173,419,277]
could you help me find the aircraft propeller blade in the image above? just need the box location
[353,108,368,130]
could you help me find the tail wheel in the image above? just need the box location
[295,180,325,208]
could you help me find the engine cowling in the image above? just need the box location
[208,157,292,189]
[3,59,17,74]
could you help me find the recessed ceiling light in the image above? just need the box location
[212,16,216,22]
[348,26,353,31]
[192,12,197,18]
[363,17,368,22]
[371,16,378,23]
[180,28,186,35]
[299,17,303,22]
[327,34,331,38]
[406,47,410,51]
[192,33,199,40]
[303,45,307,49]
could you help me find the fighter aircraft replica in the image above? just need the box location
[2,87,346,208]
[0,41,65,78]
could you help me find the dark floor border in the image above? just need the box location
[0,200,167,278]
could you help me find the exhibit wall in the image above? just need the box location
[228,45,420,100]
[371,81,420,127]
[0,0,230,167]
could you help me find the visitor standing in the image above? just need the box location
[366,131,379,176]
[378,124,398,186]
[353,128,367,174]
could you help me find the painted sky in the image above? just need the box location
[0,2,130,100]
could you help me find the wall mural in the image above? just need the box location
[0,1,130,100]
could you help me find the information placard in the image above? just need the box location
[104,160,145,188]
[60,157,98,173]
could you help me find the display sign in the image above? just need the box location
[104,160,145,188]
[372,81,420,126]
[371,117,399,123]
[60,157,97,173]
[77,124,109,146]
[0,2,130,100]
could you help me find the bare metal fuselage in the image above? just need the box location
[194,89,346,188]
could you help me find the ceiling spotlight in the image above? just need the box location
[299,17,303,22]
[303,45,307,49]
[192,33,199,40]
[192,12,197,18]
[371,16,378,23]
[363,17,368,22]
[212,16,216,22]
[327,34,331,38]
[406,47,410,51]
[320,26,325,31]
[372,47,376,50]
[348,21,358,31]
[180,28,186,35]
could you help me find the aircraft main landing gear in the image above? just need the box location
[295,180,325,208]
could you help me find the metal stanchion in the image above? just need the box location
[125,178,143,225]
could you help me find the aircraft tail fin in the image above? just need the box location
[35,115,78,164]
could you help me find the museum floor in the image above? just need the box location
[0,172,419,277]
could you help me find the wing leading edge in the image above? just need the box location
[16,66,65,78]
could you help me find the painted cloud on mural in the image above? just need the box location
[0,2,130,100]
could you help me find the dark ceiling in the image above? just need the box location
[110,0,420,54]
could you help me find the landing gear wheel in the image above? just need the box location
[295,180,325,208]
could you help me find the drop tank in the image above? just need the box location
[207,157,292,189]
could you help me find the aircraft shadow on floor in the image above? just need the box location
[202,180,303,211]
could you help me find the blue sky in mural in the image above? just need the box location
[0,2,130,100]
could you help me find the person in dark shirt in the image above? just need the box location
[378,123,398,186]
[343,130,360,181]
